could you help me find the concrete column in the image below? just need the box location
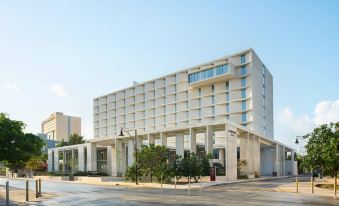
[54,149,59,172]
[71,149,75,173]
[121,143,127,175]
[86,143,97,171]
[225,124,237,181]
[78,146,85,172]
[127,139,134,167]
[176,132,184,157]
[219,148,225,167]
[160,132,167,147]
[63,150,66,173]
[282,147,286,176]
[239,133,249,174]
[107,146,113,176]
[205,126,213,155]
[249,134,255,175]
[136,135,143,150]
[148,134,155,145]
[189,128,197,154]
[273,143,280,176]
[254,136,261,175]
[112,139,121,176]
[48,149,53,172]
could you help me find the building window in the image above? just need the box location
[198,98,201,107]
[215,64,228,76]
[212,95,215,104]
[188,64,229,83]
[226,92,230,102]
[198,108,201,117]
[211,85,214,93]
[212,106,215,116]
[242,100,246,110]
[241,112,247,123]
[241,89,246,99]
[226,103,230,113]
[240,54,246,64]
[241,77,246,87]
[201,68,214,80]
[241,66,247,76]
[225,81,229,90]
[226,114,229,120]
[198,88,201,96]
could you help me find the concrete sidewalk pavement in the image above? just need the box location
[278,180,338,198]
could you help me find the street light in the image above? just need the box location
[294,135,306,193]
[119,128,138,185]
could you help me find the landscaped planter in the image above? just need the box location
[76,176,124,183]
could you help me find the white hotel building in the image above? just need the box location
[48,49,297,180]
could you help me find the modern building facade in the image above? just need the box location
[48,49,297,180]
[93,49,273,139]
[42,112,81,142]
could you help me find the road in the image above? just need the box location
[0,177,338,206]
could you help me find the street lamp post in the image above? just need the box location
[119,128,138,185]
[294,136,305,193]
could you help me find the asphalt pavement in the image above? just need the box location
[0,177,338,206]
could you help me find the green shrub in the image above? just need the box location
[73,171,88,176]
[237,174,248,179]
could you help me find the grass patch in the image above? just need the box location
[315,184,339,190]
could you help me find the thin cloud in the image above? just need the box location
[275,98,339,149]
[4,82,20,91]
[49,84,68,97]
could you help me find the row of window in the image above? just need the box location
[188,64,229,83]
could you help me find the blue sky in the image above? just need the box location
[0,1,338,149]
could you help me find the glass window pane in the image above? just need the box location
[241,89,246,99]
[241,77,246,87]
[242,112,246,122]
[241,55,245,64]
[241,66,246,76]
[242,100,246,110]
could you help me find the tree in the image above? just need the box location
[68,133,86,145]
[125,144,173,183]
[56,133,86,147]
[26,156,47,171]
[301,122,339,177]
[0,113,44,172]
[175,152,212,183]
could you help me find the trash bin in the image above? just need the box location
[69,175,74,181]
[210,167,216,181]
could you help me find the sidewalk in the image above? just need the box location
[0,185,55,205]
[278,180,338,198]
[8,176,291,190]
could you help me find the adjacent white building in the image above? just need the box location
[48,49,297,180]
[42,112,81,142]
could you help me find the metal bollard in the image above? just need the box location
[311,176,314,194]
[334,175,337,197]
[296,176,298,193]
[35,179,38,198]
[174,176,177,189]
[26,180,29,202]
[38,179,42,197]
[188,176,191,190]
[200,175,202,189]
[6,181,9,206]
